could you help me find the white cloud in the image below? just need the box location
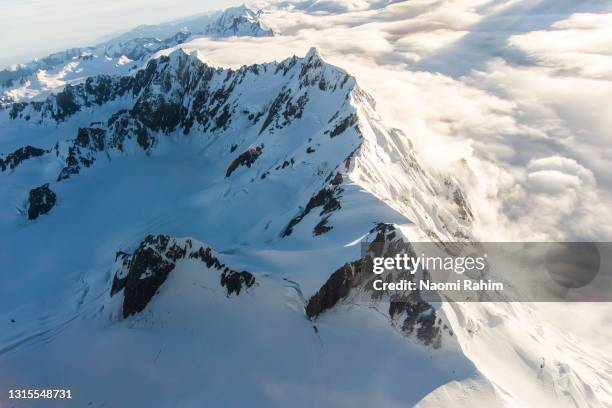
[510,13,612,80]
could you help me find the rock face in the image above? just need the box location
[305,224,443,348]
[1,46,372,249]
[27,184,57,220]
[226,146,263,177]
[389,296,442,348]
[282,173,344,237]
[110,235,255,318]
[329,113,359,138]
[58,127,107,180]
[0,145,47,172]
[6,48,356,189]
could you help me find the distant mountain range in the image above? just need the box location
[0,5,274,104]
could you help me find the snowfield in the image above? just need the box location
[1,1,611,407]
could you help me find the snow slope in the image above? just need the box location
[1,9,611,407]
[0,47,487,407]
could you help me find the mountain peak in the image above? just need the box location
[305,47,324,62]
[205,4,273,37]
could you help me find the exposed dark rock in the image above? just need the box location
[279,158,294,169]
[282,93,308,125]
[189,246,223,269]
[339,147,360,172]
[306,146,315,154]
[27,183,56,220]
[330,172,343,186]
[330,113,358,138]
[221,269,255,296]
[0,145,47,172]
[299,49,324,88]
[305,224,394,318]
[107,112,154,153]
[110,235,255,317]
[120,235,179,317]
[226,146,263,177]
[259,89,290,134]
[282,185,342,237]
[453,188,473,221]
[340,74,351,89]
[75,127,105,150]
[5,49,361,187]
[53,85,82,121]
[305,223,443,348]
[8,102,27,119]
[132,94,186,134]
[274,56,298,76]
[57,127,107,181]
[389,294,442,348]
[214,104,232,131]
[313,216,332,236]
[306,263,359,319]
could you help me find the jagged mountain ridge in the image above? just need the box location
[0,2,610,406]
[1,46,470,242]
[109,234,256,318]
[0,4,273,104]
[0,47,480,407]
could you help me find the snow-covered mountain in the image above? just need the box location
[0,47,484,406]
[204,4,274,37]
[0,5,272,105]
[1,4,611,406]
[1,46,468,239]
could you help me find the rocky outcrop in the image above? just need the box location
[57,127,107,180]
[329,113,358,138]
[389,296,442,348]
[453,188,473,221]
[27,184,57,220]
[221,270,256,296]
[259,88,309,134]
[0,145,47,172]
[305,224,397,318]
[282,182,343,237]
[305,223,443,348]
[4,48,360,191]
[313,216,332,236]
[305,263,359,318]
[110,235,255,318]
[226,146,263,177]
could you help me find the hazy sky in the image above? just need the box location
[0,0,240,68]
